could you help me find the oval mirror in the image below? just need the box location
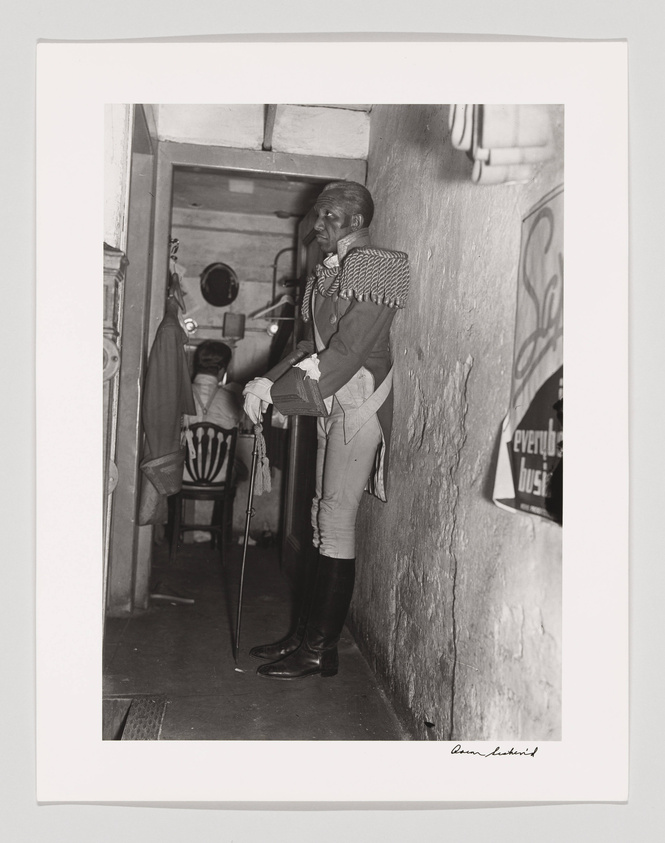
[200,262,239,307]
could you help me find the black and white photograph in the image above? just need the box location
[35,40,628,805]
[102,102,564,743]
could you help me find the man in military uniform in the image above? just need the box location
[243,181,410,680]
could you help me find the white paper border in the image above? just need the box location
[36,40,628,803]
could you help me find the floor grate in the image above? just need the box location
[120,695,169,741]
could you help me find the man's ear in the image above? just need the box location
[350,213,364,231]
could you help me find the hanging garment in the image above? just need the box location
[138,300,196,525]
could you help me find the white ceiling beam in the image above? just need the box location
[158,140,367,183]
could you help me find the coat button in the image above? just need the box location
[329,313,337,324]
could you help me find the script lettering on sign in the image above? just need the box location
[493,185,564,521]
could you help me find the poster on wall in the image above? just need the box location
[493,184,564,522]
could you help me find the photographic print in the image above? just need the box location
[37,40,627,803]
[102,101,563,744]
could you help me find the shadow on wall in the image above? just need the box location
[483,422,505,503]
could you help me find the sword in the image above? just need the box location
[234,423,262,664]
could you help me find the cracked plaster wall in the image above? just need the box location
[350,105,563,741]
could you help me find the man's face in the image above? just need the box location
[313,194,357,255]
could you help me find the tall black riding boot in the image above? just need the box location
[257,555,356,680]
[249,553,321,661]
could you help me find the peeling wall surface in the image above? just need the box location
[352,105,563,741]
[103,104,133,251]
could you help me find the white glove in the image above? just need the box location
[242,377,273,424]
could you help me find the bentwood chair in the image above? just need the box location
[168,422,238,566]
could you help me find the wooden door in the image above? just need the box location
[280,207,323,579]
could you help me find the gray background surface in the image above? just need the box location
[5,1,661,839]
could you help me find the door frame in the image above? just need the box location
[149,142,366,347]
[108,138,365,615]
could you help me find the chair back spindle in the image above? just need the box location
[184,423,236,487]
[168,422,238,565]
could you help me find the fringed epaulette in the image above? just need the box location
[338,247,410,308]
[301,264,334,322]
[301,247,410,322]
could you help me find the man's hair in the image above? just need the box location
[194,340,232,375]
[319,181,375,227]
